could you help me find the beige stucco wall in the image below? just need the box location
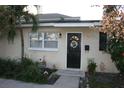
[0,27,118,73]
[0,32,21,58]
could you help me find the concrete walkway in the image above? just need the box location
[0,70,85,88]
[54,69,85,88]
[54,76,80,88]
[56,69,85,77]
[0,78,53,88]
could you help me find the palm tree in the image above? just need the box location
[0,5,38,61]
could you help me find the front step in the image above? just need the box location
[55,69,85,78]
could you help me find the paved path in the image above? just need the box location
[0,70,84,88]
[54,76,80,88]
[56,69,85,77]
[0,79,53,88]
[54,70,85,88]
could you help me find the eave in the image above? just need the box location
[18,20,101,28]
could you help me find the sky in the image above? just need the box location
[27,0,104,20]
[23,0,124,20]
[1,0,124,21]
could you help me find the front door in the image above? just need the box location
[67,33,81,69]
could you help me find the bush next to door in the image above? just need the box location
[0,57,56,84]
[87,59,97,76]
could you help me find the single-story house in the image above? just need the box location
[0,13,118,73]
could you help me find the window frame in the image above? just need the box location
[29,32,43,48]
[44,32,58,49]
[29,32,59,51]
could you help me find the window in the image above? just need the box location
[30,33,43,48]
[29,32,58,50]
[99,32,107,51]
[44,33,58,48]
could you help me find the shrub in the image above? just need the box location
[0,58,20,78]
[15,57,47,83]
[16,64,46,83]
[107,37,124,75]
[21,57,35,66]
[0,57,53,83]
[87,59,97,76]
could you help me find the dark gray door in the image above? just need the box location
[67,33,81,68]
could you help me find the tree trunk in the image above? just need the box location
[20,28,24,61]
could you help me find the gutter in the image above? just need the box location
[17,21,101,28]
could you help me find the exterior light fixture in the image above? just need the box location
[59,33,62,38]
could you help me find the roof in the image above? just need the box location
[36,13,72,19]
[36,13,81,23]
[19,13,101,27]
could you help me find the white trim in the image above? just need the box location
[18,22,101,28]
[20,23,55,27]
[28,32,59,52]
[65,68,81,71]
[66,32,83,70]
[54,23,99,27]
[28,48,58,52]
[42,33,44,48]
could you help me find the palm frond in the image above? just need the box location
[0,5,38,42]
[23,12,38,31]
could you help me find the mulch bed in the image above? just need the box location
[48,75,60,84]
[40,68,59,84]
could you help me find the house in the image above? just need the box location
[0,13,118,73]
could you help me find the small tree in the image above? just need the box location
[101,5,124,74]
[0,5,38,61]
